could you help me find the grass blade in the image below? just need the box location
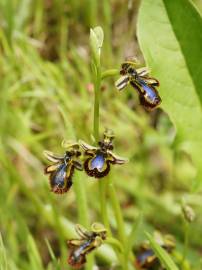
[146,232,179,270]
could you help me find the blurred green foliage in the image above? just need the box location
[0,0,202,269]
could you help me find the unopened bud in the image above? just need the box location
[182,204,195,223]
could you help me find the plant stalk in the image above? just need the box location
[91,28,127,269]
[74,174,93,270]
[181,221,190,267]
[109,180,128,270]
[99,177,111,235]
[93,64,101,142]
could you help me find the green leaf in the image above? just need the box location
[146,233,179,270]
[27,235,43,270]
[125,214,142,259]
[45,239,61,270]
[163,0,202,103]
[45,238,56,261]
[137,0,202,189]
[0,234,8,270]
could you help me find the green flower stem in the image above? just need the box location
[181,221,190,266]
[90,28,110,270]
[91,27,128,269]
[92,63,111,234]
[92,51,127,269]
[93,64,101,142]
[99,177,111,236]
[92,57,112,232]
[73,173,94,270]
[108,182,125,245]
[92,63,128,270]
[108,181,128,270]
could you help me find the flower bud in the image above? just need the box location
[182,204,195,223]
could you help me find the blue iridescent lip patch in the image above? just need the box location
[115,61,161,110]
[43,144,83,194]
[90,153,105,171]
[79,129,128,178]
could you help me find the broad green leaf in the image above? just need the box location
[163,0,202,103]
[137,0,202,189]
[146,233,179,270]
[193,0,202,13]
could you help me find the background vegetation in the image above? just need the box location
[0,0,202,269]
